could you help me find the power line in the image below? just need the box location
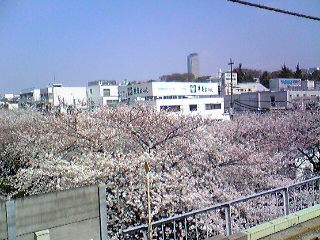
[228,0,320,22]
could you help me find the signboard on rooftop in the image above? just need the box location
[152,82,219,96]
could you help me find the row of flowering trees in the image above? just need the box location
[0,106,319,237]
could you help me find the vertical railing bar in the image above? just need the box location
[162,224,165,240]
[195,218,199,240]
[315,180,320,203]
[283,187,289,216]
[300,186,303,210]
[254,202,258,226]
[184,218,188,240]
[206,214,209,239]
[173,221,177,240]
[275,191,280,218]
[312,181,315,206]
[225,204,232,236]
[143,229,148,240]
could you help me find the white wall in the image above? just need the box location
[149,97,226,119]
[122,81,219,101]
[87,85,118,107]
[53,87,87,107]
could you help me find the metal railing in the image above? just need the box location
[122,176,320,240]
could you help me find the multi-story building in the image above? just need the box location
[221,72,238,95]
[19,88,41,108]
[119,81,227,119]
[301,80,315,91]
[40,84,87,109]
[187,53,200,79]
[87,80,119,109]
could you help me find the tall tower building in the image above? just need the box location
[187,53,200,80]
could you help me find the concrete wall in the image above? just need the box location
[0,200,8,240]
[0,185,105,240]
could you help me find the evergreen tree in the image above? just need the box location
[260,71,271,88]
[311,70,320,81]
[279,64,293,78]
[235,63,245,83]
[294,63,302,79]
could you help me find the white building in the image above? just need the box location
[119,81,226,119]
[234,82,269,94]
[87,80,119,108]
[187,53,200,79]
[40,84,87,109]
[19,88,41,108]
[221,72,238,95]
[301,80,315,91]
[0,94,19,110]
[3,94,14,100]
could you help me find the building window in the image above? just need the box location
[205,103,221,110]
[103,89,110,97]
[89,89,92,94]
[189,104,198,112]
[107,100,118,105]
[160,105,181,112]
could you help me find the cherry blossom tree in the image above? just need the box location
[0,106,320,238]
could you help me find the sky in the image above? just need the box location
[0,0,320,93]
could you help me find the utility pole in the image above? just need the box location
[228,58,234,119]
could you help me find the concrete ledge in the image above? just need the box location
[207,236,228,240]
[207,204,320,240]
[244,222,274,240]
[270,213,298,233]
[207,232,248,240]
[293,204,320,223]
[261,216,320,240]
[228,232,248,240]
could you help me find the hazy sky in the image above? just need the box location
[1,0,319,93]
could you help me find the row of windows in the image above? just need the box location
[106,100,118,104]
[205,103,221,110]
[88,89,111,97]
[160,103,222,112]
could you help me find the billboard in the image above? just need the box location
[152,82,219,96]
[279,78,301,90]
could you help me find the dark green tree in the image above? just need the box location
[160,73,195,81]
[260,71,271,88]
[235,63,245,83]
[279,64,293,78]
[196,76,211,81]
[270,70,281,78]
[294,63,303,79]
[311,70,320,81]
